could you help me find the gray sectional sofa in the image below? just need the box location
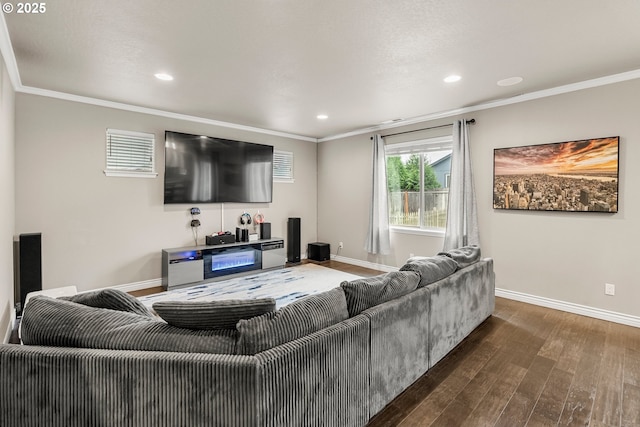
[0,246,495,427]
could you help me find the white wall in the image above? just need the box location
[318,78,640,318]
[317,125,451,268]
[15,94,317,291]
[0,52,15,336]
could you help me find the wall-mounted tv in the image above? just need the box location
[164,131,273,204]
[493,136,619,212]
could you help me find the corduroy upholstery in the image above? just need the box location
[60,288,153,317]
[426,258,495,368]
[152,298,276,330]
[256,314,370,427]
[362,284,431,414]
[437,244,482,269]
[399,255,459,287]
[0,254,495,427]
[340,270,420,317]
[22,296,237,354]
[236,287,349,355]
[0,345,262,426]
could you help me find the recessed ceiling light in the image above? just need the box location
[317,114,328,120]
[497,76,523,87]
[154,73,174,81]
[444,75,461,83]
[381,118,404,124]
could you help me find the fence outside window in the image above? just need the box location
[389,190,449,229]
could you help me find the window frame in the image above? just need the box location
[104,128,157,178]
[385,135,452,237]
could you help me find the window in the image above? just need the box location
[385,136,452,233]
[104,129,157,178]
[273,150,294,183]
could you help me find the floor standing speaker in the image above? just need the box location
[15,233,42,316]
[287,218,301,263]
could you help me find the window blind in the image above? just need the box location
[105,129,157,177]
[273,150,294,182]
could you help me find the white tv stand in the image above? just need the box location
[161,238,285,291]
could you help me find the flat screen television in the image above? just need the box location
[164,131,274,204]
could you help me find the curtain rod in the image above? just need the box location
[370,118,475,140]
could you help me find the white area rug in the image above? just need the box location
[138,263,363,309]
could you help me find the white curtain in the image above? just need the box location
[443,120,479,251]
[364,134,391,255]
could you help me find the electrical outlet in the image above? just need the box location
[409,253,415,258]
[338,242,344,249]
[605,283,615,296]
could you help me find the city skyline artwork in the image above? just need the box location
[493,136,619,213]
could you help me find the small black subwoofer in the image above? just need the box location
[308,242,330,262]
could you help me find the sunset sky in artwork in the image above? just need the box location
[494,137,619,176]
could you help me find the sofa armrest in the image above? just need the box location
[0,344,261,427]
[362,285,431,416]
[255,314,370,427]
[427,257,495,368]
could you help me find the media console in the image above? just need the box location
[161,238,285,291]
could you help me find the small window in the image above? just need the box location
[386,136,452,232]
[273,150,294,183]
[104,129,157,178]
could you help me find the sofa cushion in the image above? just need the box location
[400,255,459,287]
[340,271,420,317]
[152,298,276,330]
[437,245,481,269]
[60,288,153,317]
[236,287,349,355]
[21,296,237,354]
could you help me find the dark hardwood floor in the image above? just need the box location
[130,261,640,426]
[367,297,640,427]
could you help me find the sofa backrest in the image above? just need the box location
[340,270,420,317]
[236,287,349,355]
[21,296,238,354]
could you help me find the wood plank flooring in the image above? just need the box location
[130,260,640,426]
[367,297,640,427]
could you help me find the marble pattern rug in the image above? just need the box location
[138,263,362,309]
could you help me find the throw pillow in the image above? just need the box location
[152,298,276,330]
[340,270,420,317]
[437,245,481,269]
[236,287,349,355]
[21,296,237,354]
[400,255,459,287]
[60,288,153,317]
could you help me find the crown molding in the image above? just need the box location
[3,12,640,144]
[0,9,21,88]
[317,68,640,142]
[16,85,318,142]
[0,14,316,143]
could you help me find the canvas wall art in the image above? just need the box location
[493,136,619,213]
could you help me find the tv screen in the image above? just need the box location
[164,131,273,204]
[493,136,619,212]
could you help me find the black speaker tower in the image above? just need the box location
[14,233,42,316]
[287,218,301,263]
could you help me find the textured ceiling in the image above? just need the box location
[4,0,640,139]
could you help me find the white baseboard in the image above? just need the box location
[109,278,163,293]
[496,288,640,328]
[331,254,398,273]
